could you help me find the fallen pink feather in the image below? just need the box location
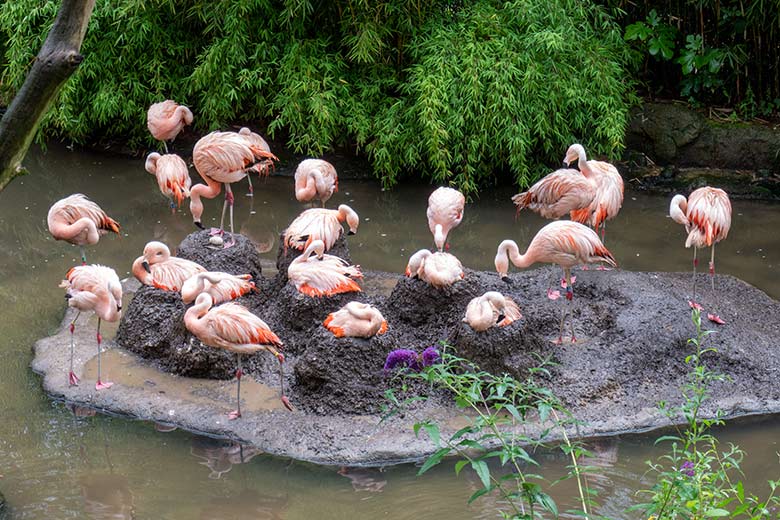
[688,301,704,311]
[547,288,561,300]
[707,313,725,325]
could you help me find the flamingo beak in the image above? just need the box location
[142,261,152,274]
[64,293,72,300]
[116,304,122,312]
[347,230,355,235]
[194,221,205,230]
[501,276,512,284]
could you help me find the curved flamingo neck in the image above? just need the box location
[500,240,534,269]
[175,106,193,125]
[574,146,594,177]
[184,295,213,331]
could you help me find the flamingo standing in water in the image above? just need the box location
[463,291,522,332]
[60,264,122,389]
[48,194,121,265]
[144,152,191,213]
[564,144,624,242]
[294,159,338,207]
[512,168,596,219]
[147,100,193,153]
[238,127,276,196]
[405,249,465,288]
[181,271,257,305]
[669,187,732,323]
[324,301,388,338]
[287,240,363,297]
[427,187,465,251]
[131,241,205,291]
[284,204,359,252]
[190,131,278,247]
[495,221,617,343]
[184,292,291,418]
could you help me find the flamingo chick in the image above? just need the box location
[294,159,338,207]
[284,204,359,251]
[147,100,193,153]
[238,127,276,196]
[512,168,596,220]
[48,194,121,265]
[324,301,388,338]
[670,187,731,323]
[132,241,205,291]
[427,187,465,251]
[181,271,257,305]
[495,221,616,343]
[145,152,191,212]
[184,293,291,418]
[287,239,363,297]
[405,249,465,288]
[463,291,522,332]
[60,265,122,389]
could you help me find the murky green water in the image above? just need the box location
[1,143,779,519]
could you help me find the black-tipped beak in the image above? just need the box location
[497,314,506,323]
[299,234,309,241]
[501,276,512,284]
[116,304,122,312]
[347,230,356,236]
[562,160,569,167]
[142,261,151,274]
[194,221,205,230]
[64,293,72,300]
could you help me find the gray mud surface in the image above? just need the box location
[33,231,780,466]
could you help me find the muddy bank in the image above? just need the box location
[32,231,780,466]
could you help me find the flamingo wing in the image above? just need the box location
[48,194,121,235]
[514,170,595,219]
[151,259,206,291]
[206,303,282,352]
[687,187,732,247]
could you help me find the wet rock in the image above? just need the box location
[273,231,352,287]
[177,229,263,279]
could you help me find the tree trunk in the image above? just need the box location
[0,0,96,192]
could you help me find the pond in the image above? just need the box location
[1,142,779,518]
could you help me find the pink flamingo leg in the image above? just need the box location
[553,268,575,344]
[223,184,236,248]
[68,312,81,386]
[95,318,114,390]
[708,244,725,324]
[246,175,254,197]
[229,354,243,420]
[80,246,87,266]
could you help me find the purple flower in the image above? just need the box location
[421,346,441,367]
[384,349,420,372]
[680,460,695,477]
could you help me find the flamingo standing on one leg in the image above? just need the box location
[144,152,191,213]
[181,271,257,305]
[237,127,276,197]
[287,240,363,297]
[283,204,359,252]
[323,302,388,338]
[669,187,732,323]
[494,221,617,343]
[427,187,465,251]
[48,194,121,265]
[294,159,338,207]
[512,168,596,220]
[147,100,193,153]
[131,241,205,291]
[463,291,522,332]
[405,249,465,288]
[184,292,291,418]
[60,265,122,389]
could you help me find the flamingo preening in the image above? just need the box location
[47,194,121,265]
[144,152,191,212]
[512,168,596,220]
[181,271,257,305]
[283,205,359,252]
[294,159,338,207]
[147,100,193,153]
[237,127,276,196]
[287,240,363,297]
[324,302,388,338]
[405,249,465,288]
[463,291,522,332]
[131,241,206,291]
[427,187,465,251]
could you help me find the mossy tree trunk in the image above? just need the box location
[0,0,95,192]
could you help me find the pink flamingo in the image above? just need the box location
[238,127,276,196]
[60,264,122,389]
[427,187,465,251]
[47,194,121,265]
[184,292,291,418]
[144,152,191,213]
[294,159,338,207]
[283,205,359,252]
[181,271,257,305]
[564,144,624,242]
[463,291,522,332]
[405,249,465,288]
[147,100,193,153]
[670,187,732,323]
[324,302,388,338]
[190,131,278,247]
[287,240,363,297]
[512,168,596,220]
[131,241,205,291]
[495,221,617,343]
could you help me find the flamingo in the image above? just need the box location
[512,168,596,220]
[147,100,193,153]
[283,204,359,252]
[238,127,276,197]
[184,292,291,418]
[427,187,465,251]
[494,221,617,343]
[564,144,624,242]
[131,241,205,291]
[181,271,257,305]
[144,152,191,213]
[405,249,465,288]
[670,187,732,323]
[47,194,121,265]
[294,159,338,207]
[463,291,522,332]
[190,131,278,247]
[324,301,388,338]
[287,239,363,297]
[59,264,122,389]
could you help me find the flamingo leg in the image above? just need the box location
[69,311,81,386]
[565,268,577,343]
[169,199,176,215]
[264,346,293,411]
[80,246,87,266]
[162,141,169,154]
[224,184,236,248]
[218,189,229,232]
[246,175,254,197]
[708,244,725,324]
[95,318,113,390]
[692,247,698,303]
[229,354,243,420]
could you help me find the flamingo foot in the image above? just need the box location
[547,288,561,300]
[209,227,224,236]
[281,396,294,411]
[560,276,576,288]
[228,410,242,420]
[707,313,726,325]
[581,265,590,271]
[222,234,236,249]
[68,371,80,386]
[95,380,114,390]
[596,265,612,271]
[688,301,704,311]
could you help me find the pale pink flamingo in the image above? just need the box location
[283,205,359,252]
[287,239,363,297]
[512,168,596,219]
[181,271,257,305]
[238,127,276,196]
[323,301,388,338]
[59,264,122,389]
[131,241,205,291]
[463,291,522,332]
[564,144,624,241]
[670,187,732,323]
[47,194,121,265]
[184,292,291,418]
[495,221,617,343]
[190,131,278,247]
[144,152,191,212]
[147,100,193,153]
[427,187,465,251]
[294,159,338,207]
[405,249,465,288]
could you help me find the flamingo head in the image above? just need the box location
[405,249,430,278]
[494,242,511,281]
[303,239,326,260]
[563,144,585,167]
[145,152,161,174]
[338,204,359,235]
[669,194,690,226]
[176,105,194,125]
[143,241,171,265]
[194,292,214,309]
[433,224,447,252]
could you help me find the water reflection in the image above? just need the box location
[79,442,135,519]
[190,437,262,480]
[198,488,287,520]
[337,466,388,493]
